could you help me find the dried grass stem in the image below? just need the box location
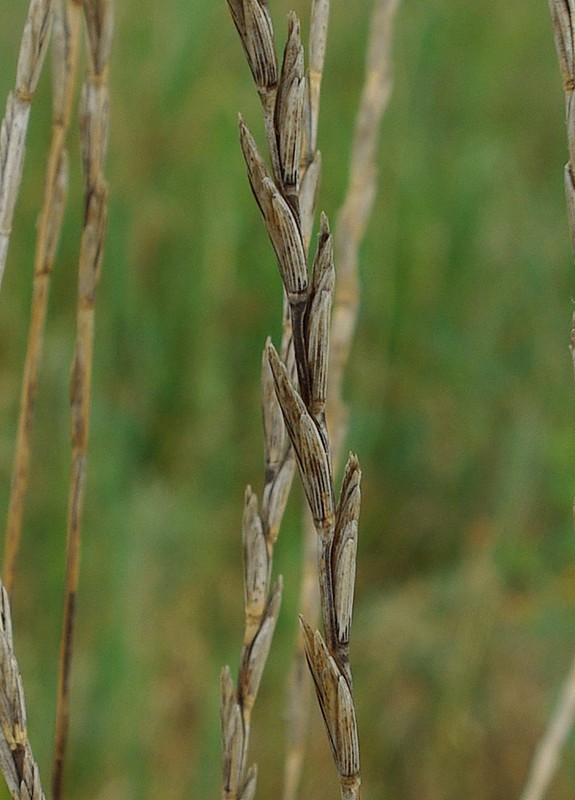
[4,0,83,598]
[52,3,113,798]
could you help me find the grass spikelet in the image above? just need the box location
[228,0,367,795]
[0,583,45,800]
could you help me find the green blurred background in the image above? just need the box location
[1,0,574,798]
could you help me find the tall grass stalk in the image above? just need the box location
[224,1,367,797]
[284,3,400,795]
[0,0,52,291]
[0,3,57,798]
[52,2,113,798]
[3,0,83,598]
[221,0,327,794]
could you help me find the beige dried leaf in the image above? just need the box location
[267,343,334,531]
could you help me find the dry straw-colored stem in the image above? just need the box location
[0,0,53,291]
[223,1,329,796]
[223,4,306,798]
[52,3,113,798]
[230,0,364,794]
[284,1,400,797]
[0,581,45,800]
[3,0,83,599]
[519,3,575,800]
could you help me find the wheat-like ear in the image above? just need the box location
[227,0,382,794]
[283,1,401,797]
[224,0,330,795]
[0,583,45,800]
[0,0,53,291]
